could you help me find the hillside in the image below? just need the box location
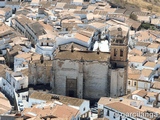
[111,0,160,15]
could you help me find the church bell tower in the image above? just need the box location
[110,27,128,68]
[109,27,129,97]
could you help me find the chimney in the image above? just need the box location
[139,105,142,109]
[58,46,61,52]
[119,97,123,102]
[97,46,100,54]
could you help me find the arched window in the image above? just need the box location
[114,49,117,56]
[120,49,123,57]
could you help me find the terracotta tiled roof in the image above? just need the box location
[0,92,11,114]
[129,56,146,63]
[106,102,142,114]
[132,89,147,98]
[30,91,86,107]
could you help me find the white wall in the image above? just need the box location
[11,73,28,91]
[15,19,26,34]
[56,37,90,48]
[148,46,160,54]
[129,61,145,70]
[104,106,136,120]
[0,1,6,7]
[28,98,46,107]
[150,88,160,94]
[25,25,38,44]
[142,65,156,70]
[132,95,148,105]
[0,77,14,98]
[79,100,90,116]
[14,57,25,71]
[6,4,20,11]
[35,41,56,57]
[74,14,86,19]
[135,46,147,53]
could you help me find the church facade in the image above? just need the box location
[28,27,129,100]
[51,51,111,100]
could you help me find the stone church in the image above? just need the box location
[28,27,129,100]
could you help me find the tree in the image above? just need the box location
[130,14,138,21]
[147,5,153,13]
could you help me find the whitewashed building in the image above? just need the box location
[14,15,32,35]
[10,72,28,91]
[129,56,147,70]
[147,43,160,53]
[139,69,155,81]
[127,77,151,93]
[35,38,56,60]
[29,91,90,118]
[0,7,12,22]
[0,77,14,98]
[135,42,150,53]
[131,89,158,107]
[25,22,46,45]
[6,2,21,13]
[14,52,32,72]
[0,0,6,8]
[103,102,150,120]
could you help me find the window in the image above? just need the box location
[134,82,137,86]
[13,82,15,88]
[120,49,123,57]
[128,81,130,86]
[120,40,123,43]
[83,107,85,111]
[113,113,116,118]
[120,116,122,120]
[106,109,109,116]
[22,95,25,100]
[153,49,156,53]
[114,49,117,56]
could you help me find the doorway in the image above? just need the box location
[66,78,77,97]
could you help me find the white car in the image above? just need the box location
[18,101,24,111]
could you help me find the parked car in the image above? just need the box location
[18,101,24,111]
[91,107,98,114]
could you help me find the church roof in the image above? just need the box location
[55,50,110,62]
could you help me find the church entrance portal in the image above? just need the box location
[66,78,77,97]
